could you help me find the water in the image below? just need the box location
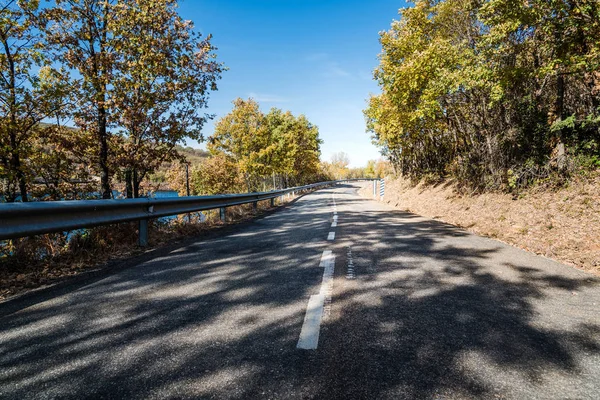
[152,190,179,198]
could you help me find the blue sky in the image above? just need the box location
[178,0,407,168]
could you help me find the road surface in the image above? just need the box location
[1,184,599,399]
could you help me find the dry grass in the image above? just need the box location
[0,196,293,300]
[359,172,600,276]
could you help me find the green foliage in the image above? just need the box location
[365,0,600,191]
[207,98,323,193]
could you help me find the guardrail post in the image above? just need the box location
[219,207,226,222]
[253,201,258,212]
[139,219,148,247]
[270,198,275,207]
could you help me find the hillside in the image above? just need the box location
[360,174,600,275]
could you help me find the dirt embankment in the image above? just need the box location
[359,174,600,275]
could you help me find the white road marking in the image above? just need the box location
[333,215,338,221]
[297,251,336,350]
[319,250,333,268]
[331,221,337,228]
[297,294,325,350]
[346,248,355,280]
[327,232,335,241]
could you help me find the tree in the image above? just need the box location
[365,160,376,178]
[0,0,70,201]
[329,151,350,179]
[284,114,322,185]
[44,0,124,199]
[208,98,269,191]
[192,154,242,195]
[208,98,323,191]
[29,123,96,200]
[365,0,600,190]
[111,0,222,198]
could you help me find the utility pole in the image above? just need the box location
[185,163,190,197]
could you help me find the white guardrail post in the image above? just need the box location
[379,178,385,201]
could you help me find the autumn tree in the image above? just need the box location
[111,0,222,198]
[0,0,70,201]
[28,123,96,200]
[365,0,600,190]
[43,0,125,199]
[364,160,376,178]
[264,108,322,186]
[208,98,269,191]
[192,154,242,195]
[283,114,322,185]
[208,98,323,192]
[328,151,350,179]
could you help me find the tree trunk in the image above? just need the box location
[4,34,27,202]
[8,130,28,202]
[556,74,565,128]
[12,153,27,202]
[97,4,111,199]
[555,73,567,171]
[125,169,133,198]
[98,104,111,199]
[133,168,140,198]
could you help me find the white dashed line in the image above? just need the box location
[333,215,338,221]
[327,232,335,241]
[331,221,337,228]
[297,295,325,350]
[297,250,336,350]
[319,250,333,268]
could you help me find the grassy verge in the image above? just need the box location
[359,172,600,276]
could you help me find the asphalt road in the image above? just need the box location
[1,184,599,399]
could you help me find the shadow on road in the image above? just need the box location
[0,187,598,399]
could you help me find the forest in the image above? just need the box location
[365,0,600,191]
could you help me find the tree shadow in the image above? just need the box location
[0,187,598,399]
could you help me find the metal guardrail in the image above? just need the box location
[0,179,375,245]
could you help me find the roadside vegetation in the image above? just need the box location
[176,98,328,195]
[360,172,600,275]
[362,0,599,274]
[365,0,600,192]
